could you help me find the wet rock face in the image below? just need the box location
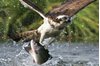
[0,42,99,66]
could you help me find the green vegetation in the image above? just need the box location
[0,0,98,42]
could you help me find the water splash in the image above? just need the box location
[0,42,99,66]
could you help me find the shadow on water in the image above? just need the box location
[0,41,99,66]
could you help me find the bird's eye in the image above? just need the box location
[67,19,71,23]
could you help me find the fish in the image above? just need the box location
[24,40,52,65]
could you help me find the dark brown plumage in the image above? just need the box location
[46,0,96,21]
[8,29,40,42]
[8,0,96,42]
[7,0,96,65]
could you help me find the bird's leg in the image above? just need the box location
[39,32,46,45]
[42,37,55,49]
[46,38,55,49]
[47,37,55,45]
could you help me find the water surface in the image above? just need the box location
[0,41,99,66]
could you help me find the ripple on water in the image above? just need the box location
[0,42,99,66]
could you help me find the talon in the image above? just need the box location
[43,45,48,49]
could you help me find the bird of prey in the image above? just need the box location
[7,0,96,65]
[8,0,96,45]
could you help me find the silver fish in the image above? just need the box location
[24,40,52,65]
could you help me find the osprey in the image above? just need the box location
[8,0,95,45]
[7,0,96,65]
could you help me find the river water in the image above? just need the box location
[0,41,99,66]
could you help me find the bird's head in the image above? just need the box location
[56,15,72,24]
[49,15,72,29]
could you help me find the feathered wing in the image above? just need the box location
[19,0,46,19]
[19,0,96,21]
[8,29,40,42]
[46,0,96,21]
[8,0,96,42]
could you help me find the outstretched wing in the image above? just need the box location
[46,0,96,21]
[9,0,95,42]
[8,29,40,42]
[19,0,46,19]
